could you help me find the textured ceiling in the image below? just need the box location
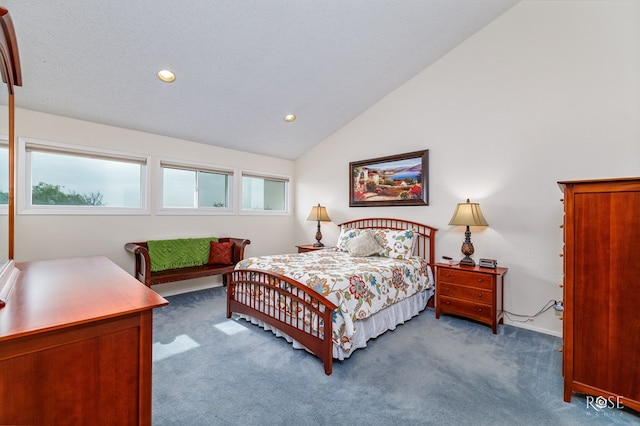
[3,1,519,160]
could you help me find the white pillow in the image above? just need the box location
[345,230,382,257]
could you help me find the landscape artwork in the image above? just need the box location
[349,150,428,207]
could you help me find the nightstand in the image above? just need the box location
[435,263,508,334]
[296,245,326,253]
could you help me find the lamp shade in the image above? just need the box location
[307,204,331,222]
[448,199,489,227]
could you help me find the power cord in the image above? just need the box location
[504,299,563,323]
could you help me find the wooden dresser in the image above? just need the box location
[559,177,640,412]
[0,256,168,425]
[435,263,507,334]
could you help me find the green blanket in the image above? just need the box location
[148,237,218,272]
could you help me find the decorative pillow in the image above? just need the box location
[208,241,234,265]
[345,230,382,257]
[336,227,363,251]
[373,229,415,259]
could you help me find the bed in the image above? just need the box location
[226,218,437,375]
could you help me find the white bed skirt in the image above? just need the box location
[236,287,434,361]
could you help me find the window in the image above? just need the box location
[241,172,289,214]
[159,160,233,214]
[19,138,149,214]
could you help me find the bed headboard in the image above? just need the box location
[337,218,437,265]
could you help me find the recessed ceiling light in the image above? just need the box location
[157,69,176,83]
[284,114,296,122]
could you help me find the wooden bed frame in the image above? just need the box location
[226,218,437,375]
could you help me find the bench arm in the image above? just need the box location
[124,242,152,286]
[218,237,251,263]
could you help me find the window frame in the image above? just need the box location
[18,137,151,215]
[156,158,235,216]
[239,170,291,216]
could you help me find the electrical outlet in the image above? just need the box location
[553,301,564,316]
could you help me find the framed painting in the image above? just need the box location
[349,150,429,207]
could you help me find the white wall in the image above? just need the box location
[12,108,296,295]
[294,0,640,336]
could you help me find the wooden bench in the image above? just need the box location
[125,237,251,287]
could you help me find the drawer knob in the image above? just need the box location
[559,224,564,228]
[445,301,451,305]
[477,278,483,282]
[478,293,483,297]
[559,253,564,257]
[478,308,483,312]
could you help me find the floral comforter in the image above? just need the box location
[235,249,432,352]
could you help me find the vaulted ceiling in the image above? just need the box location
[3,1,519,160]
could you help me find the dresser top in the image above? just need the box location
[0,256,168,340]
[434,262,508,275]
[558,176,640,191]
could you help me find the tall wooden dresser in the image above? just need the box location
[558,177,640,412]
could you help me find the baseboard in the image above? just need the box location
[508,320,562,338]
[153,277,224,298]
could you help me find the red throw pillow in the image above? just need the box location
[208,241,234,265]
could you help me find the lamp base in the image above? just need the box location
[459,227,475,266]
[314,226,324,247]
[459,257,475,267]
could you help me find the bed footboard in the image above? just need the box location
[226,269,338,375]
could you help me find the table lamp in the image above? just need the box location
[448,198,488,266]
[307,203,331,247]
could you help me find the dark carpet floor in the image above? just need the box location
[151,287,639,425]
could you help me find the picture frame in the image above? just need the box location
[349,150,429,207]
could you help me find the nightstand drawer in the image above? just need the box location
[438,269,494,290]
[438,282,492,303]
[439,295,493,323]
[296,245,324,253]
